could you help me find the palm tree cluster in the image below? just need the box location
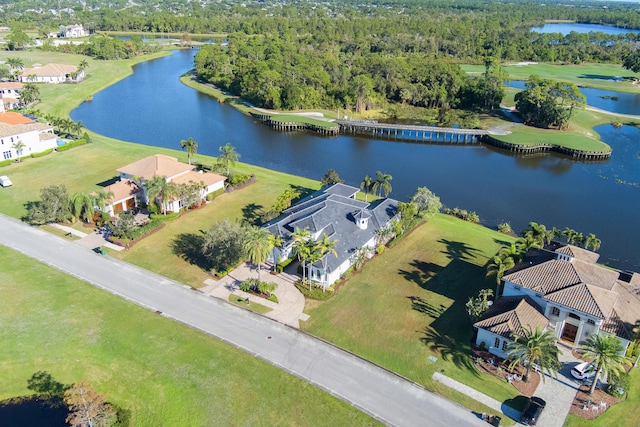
[69,189,114,223]
[360,171,393,200]
[291,228,338,290]
[143,176,206,214]
[506,326,561,383]
[41,114,84,138]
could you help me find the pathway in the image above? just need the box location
[0,214,486,427]
[49,223,124,251]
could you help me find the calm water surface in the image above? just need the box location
[530,23,640,36]
[71,50,640,271]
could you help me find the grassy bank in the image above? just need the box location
[0,246,376,426]
[302,215,520,414]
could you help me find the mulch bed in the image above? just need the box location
[471,347,540,397]
[568,384,624,420]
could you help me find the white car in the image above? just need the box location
[571,362,596,380]
[0,175,12,188]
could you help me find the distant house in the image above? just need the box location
[474,243,640,359]
[59,24,88,38]
[113,154,226,213]
[0,82,23,110]
[263,183,399,287]
[101,179,142,216]
[20,63,84,84]
[0,112,56,160]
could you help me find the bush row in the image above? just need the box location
[275,257,293,273]
[56,137,88,152]
[150,212,180,221]
[205,188,225,201]
[30,148,54,158]
[294,279,334,300]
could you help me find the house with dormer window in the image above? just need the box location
[474,243,640,359]
[263,183,399,287]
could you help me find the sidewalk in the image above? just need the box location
[202,262,307,328]
[49,223,124,251]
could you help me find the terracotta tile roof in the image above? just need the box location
[555,244,600,264]
[600,310,634,341]
[473,296,548,339]
[0,121,52,138]
[102,179,141,203]
[545,284,618,318]
[117,154,193,181]
[21,63,78,77]
[503,259,581,295]
[0,82,23,90]
[170,170,225,186]
[0,112,35,125]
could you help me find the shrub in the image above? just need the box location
[376,245,385,255]
[497,222,513,234]
[56,137,87,152]
[479,341,487,351]
[101,212,110,223]
[0,159,13,167]
[228,173,251,186]
[206,188,224,201]
[275,258,293,273]
[294,279,334,300]
[267,294,278,303]
[607,371,630,397]
[147,202,159,214]
[239,278,258,293]
[150,212,179,221]
[257,281,277,296]
[30,148,53,158]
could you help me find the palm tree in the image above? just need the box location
[11,140,26,162]
[243,226,274,281]
[632,320,640,367]
[6,57,24,72]
[478,288,493,302]
[579,333,631,394]
[506,326,560,383]
[217,142,239,176]
[19,83,40,106]
[372,171,393,198]
[360,175,373,202]
[180,137,198,165]
[562,227,579,245]
[91,189,114,212]
[522,222,549,247]
[584,233,601,251]
[515,235,542,253]
[78,59,89,71]
[143,176,168,214]
[291,228,312,283]
[71,120,83,137]
[69,192,94,223]
[315,233,338,290]
[486,255,515,297]
[499,242,524,264]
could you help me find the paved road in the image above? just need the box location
[0,214,486,427]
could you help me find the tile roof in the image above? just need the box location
[0,112,35,125]
[0,120,52,138]
[600,310,634,341]
[545,284,618,318]
[0,82,23,90]
[102,179,141,203]
[117,154,194,181]
[21,63,78,78]
[555,244,600,264]
[170,170,226,186]
[473,296,548,339]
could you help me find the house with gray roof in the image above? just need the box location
[263,183,399,287]
[474,242,640,358]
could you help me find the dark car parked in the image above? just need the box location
[520,396,546,425]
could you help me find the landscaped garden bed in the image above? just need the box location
[569,384,624,420]
[471,347,540,397]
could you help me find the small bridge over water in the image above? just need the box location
[336,120,489,144]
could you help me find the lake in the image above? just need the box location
[71,49,640,271]
[530,22,640,36]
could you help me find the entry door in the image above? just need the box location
[561,323,578,343]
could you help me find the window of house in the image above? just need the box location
[551,307,560,317]
[3,151,11,160]
[502,340,508,351]
[514,286,521,291]
[587,319,596,325]
[568,312,581,320]
[494,338,500,348]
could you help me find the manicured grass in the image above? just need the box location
[564,368,640,427]
[302,214,520,413]
[461,62,640,93]
[492,123,610,152]
[229,295,273,314]
[0,246,376,426]
[40,224,81,241]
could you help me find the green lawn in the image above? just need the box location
[0,246,376,426]
[229,295,273,314]
[302,214,520,414]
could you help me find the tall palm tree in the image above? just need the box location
[360,175,373,202]
[372,171,393,198]
[291,228,312,283]
[69,192,94,223]
[143,175,168,214]
[6,57,24,72]
[584,233,601,251]
[486,255,515,296]
[315,233,338,290]
[78,59,89,71]
[11,140,26,162]
[579,333,631,394]
[562,227,579,245]
[217,142,239,176]
[180,137,198,165]
[499,242,524,264]
[243,226,274,281]
[522,222,548,247]
[515,235,542,253]
[91,189,114,212]
[71,120,83,137]
[506,326,560,383]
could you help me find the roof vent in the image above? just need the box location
[352,209,371,230]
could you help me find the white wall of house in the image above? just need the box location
[0,128,56,160]
[204,180,224,195]
[21,69,85,84]
[476,329,510,359]
[502,282,548,313]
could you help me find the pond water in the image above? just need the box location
[0,396,67,427]
[530,22,640,36]
[507,80,640,115]
[71,50,640,271]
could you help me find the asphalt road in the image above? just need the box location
[0,214,486,427]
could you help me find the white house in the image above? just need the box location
[0,82,23,110]
[263,183,399,287]
[474,243,640,358]
[114,154,226,214]
[59,24,89,38]
[0,112,56,161]
[20,63,85,84]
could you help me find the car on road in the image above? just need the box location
[571,362,596,381]
[0,175,12,187]
[520,396,546,426]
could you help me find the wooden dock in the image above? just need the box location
[336,120,487,144]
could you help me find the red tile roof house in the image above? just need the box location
[111,154,226,215]
[474,243,640,359]
[0,112,56,161]
[19,63,85,84]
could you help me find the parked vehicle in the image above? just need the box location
[520,396,546,426]
[0,175,12,187]
[571,362,596,381]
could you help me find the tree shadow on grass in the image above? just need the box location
[407,296,446,319]
[438,239,481,263]
[241,202,264,226]
[398,260,444,289]
[421,327,478,374]
[492,237,513,248]
[289,184,316,201]
[171,232,212,271]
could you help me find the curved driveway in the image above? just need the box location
[0,214,485,427]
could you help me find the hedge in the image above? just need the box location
[294,280,334,300]
[56,137,87,152]
[206,188,224,201]
[30,148,54,158]
[150,212,180,221]
[0,159,13,167]
[275,258,293,273]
